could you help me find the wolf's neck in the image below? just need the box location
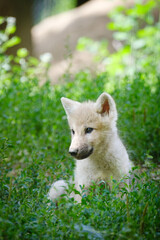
[89,131,120,162]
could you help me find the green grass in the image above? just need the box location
[0,3,160,238]
[0,70,159,239]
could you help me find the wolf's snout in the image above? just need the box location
[69,149,78,157]
[69,146,93,160]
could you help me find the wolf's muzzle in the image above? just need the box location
[69,147,93,160]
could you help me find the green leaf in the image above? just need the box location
[2,36,21,50]
[127,0,156,17]
[0,17,5,25]
[5,25,16,35]
[113,32,128,41]
[107,22,117,31]
[137,27,157,38]
[132,39,146,49]
[76,37,93,51]
[28,56,39,66]
[17,48,29,58]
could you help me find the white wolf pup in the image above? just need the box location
[49,92,132,202]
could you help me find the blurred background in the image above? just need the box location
[2,0,157,82]
[0,0,89,55]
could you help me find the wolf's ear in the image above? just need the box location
[61,97,80,116]
[96,93,117,120]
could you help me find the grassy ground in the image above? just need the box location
[0,71,159,239]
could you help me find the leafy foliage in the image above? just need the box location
[0,1,160,238]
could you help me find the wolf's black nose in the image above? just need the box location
[69,149,78,157]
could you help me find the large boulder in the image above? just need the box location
[31,0,135,83]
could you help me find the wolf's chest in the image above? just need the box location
[75,159,115,187]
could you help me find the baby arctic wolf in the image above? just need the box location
[49,92,132,202]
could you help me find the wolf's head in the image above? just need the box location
[61,93,118,160]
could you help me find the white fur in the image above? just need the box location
[49,92,132,202]
[48,180,68,200]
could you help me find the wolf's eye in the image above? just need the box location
[71,129,75,135]
[85,127,94,134]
